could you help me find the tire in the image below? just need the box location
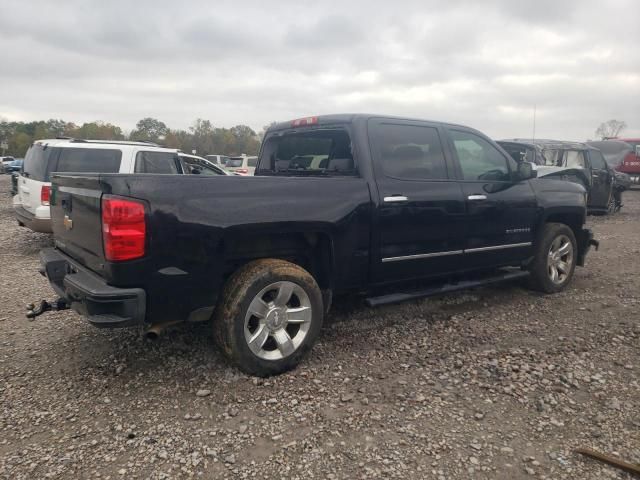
[528,223,577,293]
[213,259,324,376]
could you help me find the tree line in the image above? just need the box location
[0,117,268,158]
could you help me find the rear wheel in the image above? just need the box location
[213,259,324,376]
[528,223,577,293]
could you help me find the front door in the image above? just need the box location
[587,149,613,209]
[446,128,537,270]
[369,118,466,284]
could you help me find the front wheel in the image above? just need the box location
[528,223,577,293]
[213,259,324,376]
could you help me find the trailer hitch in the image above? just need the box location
[26,299,69,319]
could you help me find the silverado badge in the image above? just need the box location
[63,215,73,230]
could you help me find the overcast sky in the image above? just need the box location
[1,0,639,140]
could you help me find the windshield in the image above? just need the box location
[259,129,355,175]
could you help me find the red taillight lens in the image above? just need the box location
[235,168,249,174]
[102,197,146,261]
[291,116,318,127]
[41,185,51,206]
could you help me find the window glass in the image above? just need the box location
[56,148,121,173]
[498,143,536,164]
[247,157,258,167]
[589,150,607,169]
[23,144,57,181]
[374,123,448,180]
[542,149,562,166]
[134,151,178,174]
[226,158,244,167]
[182,157,224,175]
[258,129,355,175]
[450,130,510,181]
[220,156,230,165]
[564,150,585,168]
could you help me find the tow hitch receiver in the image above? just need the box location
[26,299,69,319]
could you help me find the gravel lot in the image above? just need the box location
[1,174,639,479]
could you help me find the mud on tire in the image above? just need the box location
[213,259,324,376]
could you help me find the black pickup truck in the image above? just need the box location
[35,114,598,376]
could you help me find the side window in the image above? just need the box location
[56,148,122,173]
[247,157,258,167]
[589,150,607,169]
[542,149,562,166]
[564,150,586,168]
[374,123,448,180]
[134,151,178,174]
[449,130,511,181]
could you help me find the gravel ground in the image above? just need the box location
[1,174,639,479]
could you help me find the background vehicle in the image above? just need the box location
[204,154,231,167]
[4,158,23,173]
[38,114,597,376]
[225,155,257,175]
[599,139,640,185]
[1,156,16,173]
[498,139,614,214]
[14,139,180,233]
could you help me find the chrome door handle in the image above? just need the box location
[384,195,409,203]
[467,194,487,201]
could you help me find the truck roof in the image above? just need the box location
[267,113,471,133]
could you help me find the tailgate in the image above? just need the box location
[50,174,106,274]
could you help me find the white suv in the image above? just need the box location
[225,155,258,175]
[14,139,181,233]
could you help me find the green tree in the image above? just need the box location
[130,117,169,142]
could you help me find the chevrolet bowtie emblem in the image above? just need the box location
[63,215,73,230]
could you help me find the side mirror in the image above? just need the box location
[517,161,537,180]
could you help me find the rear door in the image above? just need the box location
[19,143,60,214]
[369,118,466,283]
[587,149,612,209]
[446,128,537,269]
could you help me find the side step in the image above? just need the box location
[365,270,530,307]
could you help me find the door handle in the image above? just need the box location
[383,195,409,203]
[467,194,487,201]
[592,174,599,178]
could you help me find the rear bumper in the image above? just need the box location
[40,248,146,328]
[14,205,52,233]
[576,228,599,267]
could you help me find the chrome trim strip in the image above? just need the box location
[381,242,532,263]
[382,250,464,263]
[383,196,409,203]
[464,242,532,253]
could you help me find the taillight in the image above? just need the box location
[235,168,249,174]
[41,185,51,206]
[102,197,146,261]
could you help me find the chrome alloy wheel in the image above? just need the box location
[243,281,313,360]
[547,235,573,285]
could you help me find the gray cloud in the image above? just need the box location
[0,0,638,140]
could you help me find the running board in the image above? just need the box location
[365,270,530,307]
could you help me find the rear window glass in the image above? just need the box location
[23,144,57,181]
[55,148,121,173]
[259,129,355,175]
[134,151,178,174]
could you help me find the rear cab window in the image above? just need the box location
[258,128,355,176]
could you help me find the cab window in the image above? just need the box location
[449,130,511,181]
